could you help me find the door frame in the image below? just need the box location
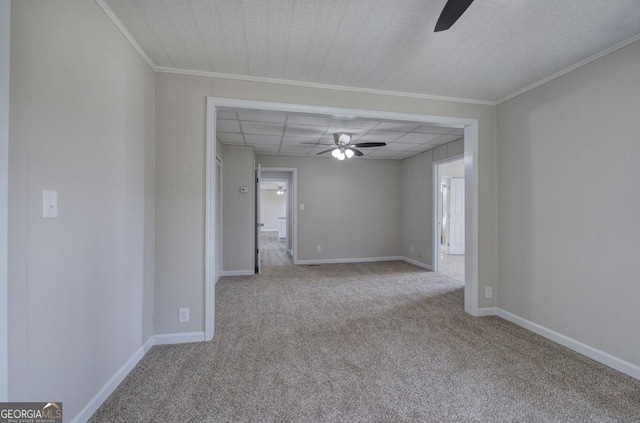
[205,97,480,340]
[259,167,298,265]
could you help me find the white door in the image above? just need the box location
[255,164,262,274]
[215,158,222,281]
[448,177,465,254]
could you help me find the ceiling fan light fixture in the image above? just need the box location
[334,132,352,146]
[345,148,355,159]
[331,148,342,159]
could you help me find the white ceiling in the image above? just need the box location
[104,0,640,102]
[216,107,463,159]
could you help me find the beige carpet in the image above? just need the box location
[90,261,640,422]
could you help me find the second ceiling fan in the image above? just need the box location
[304,133,386,160]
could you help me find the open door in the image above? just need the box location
[448,177,465,254]
[255,164,263,274]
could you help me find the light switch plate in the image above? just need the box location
[43,190,58,218]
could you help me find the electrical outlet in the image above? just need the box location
[316,245,321,253]
[179,307,190,323]
[410,245,414,252]
[485,287,493,299]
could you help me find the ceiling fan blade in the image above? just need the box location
[301,141,332,146]
[434,0,474,32]
[353,142,386,148]
[350,148,364,157]
[316,149,334,155]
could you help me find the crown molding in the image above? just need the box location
[497,33,640,104]
[94,0,157,71]
[155,66,497,106]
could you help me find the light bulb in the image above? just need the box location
[338,133,351,145]
[331,148,341,158]
[345,149,354,158]
[337,150,346,160]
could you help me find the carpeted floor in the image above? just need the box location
[90,261,640,422]
[440,253,465,281]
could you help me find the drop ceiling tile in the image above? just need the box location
[286,114,335,126]
[430,134,463,145]
[383,142,416,151]
[374,122,421,132]
[366,150,398,159]
[216,110,238,120]
[414,125,456,135]
[281,136,325,146]
[217,119,242,133]
[217,133,245,144]
[330,119,378,130]
[279,145,313,156]
[241,121,285,136]
[449,128,465,136]
[283,125,327,138]
[238,110,287,123]
[244,134,282,145]
[358,131,404,143]
[311,146,335,156]
[394,133,442,144]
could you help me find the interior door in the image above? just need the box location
[255,164,262,274]
[215,158,222,280]
[448,177,465,254]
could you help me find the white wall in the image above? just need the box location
[440,158,465,178]
[261,188,286,231]
[154,71,496,334]
[222,145,256,273]
[497,39,640,368]
[8,0,155,419]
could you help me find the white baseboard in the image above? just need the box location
[70,336,154,423]
[260,229,278,232]
[296,256,403,265]
[153,331,205,345]
[402,257,433,271]
[221,270,254,276]
[476,307,497,316]
[497,308,640,381]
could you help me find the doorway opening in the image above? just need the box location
[255,166,297,274]
[434,157,465,283]
[258,178,293,269]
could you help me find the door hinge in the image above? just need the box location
[256,249,259,254]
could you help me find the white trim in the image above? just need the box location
[157,67,495,106]
[205,97,480,321]
[402,257,433,271]
[153,332,205,345]
[497,309,640,381]
[296,256,403,265]
[221,270,254,277]
[94,0,156,71]
[0,0,9,402]
[497,33,640,104]
[69,336,154,423]
[204,101,217,341]
[260,229,278,232]
[476,307,497,317]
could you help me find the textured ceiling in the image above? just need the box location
[105,0,640,102]
[216,107,462,160]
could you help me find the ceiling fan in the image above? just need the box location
[434,0,474,32]
[303,133,386,160]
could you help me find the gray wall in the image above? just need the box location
[0,0,9,402]
[497,40,640,367]
[401,139,465,269]
[8,0,155,419]
[257,155,402,261]
[222,145,255,273]
[154,71,496,334]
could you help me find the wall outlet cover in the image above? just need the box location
[179,307,190,323]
